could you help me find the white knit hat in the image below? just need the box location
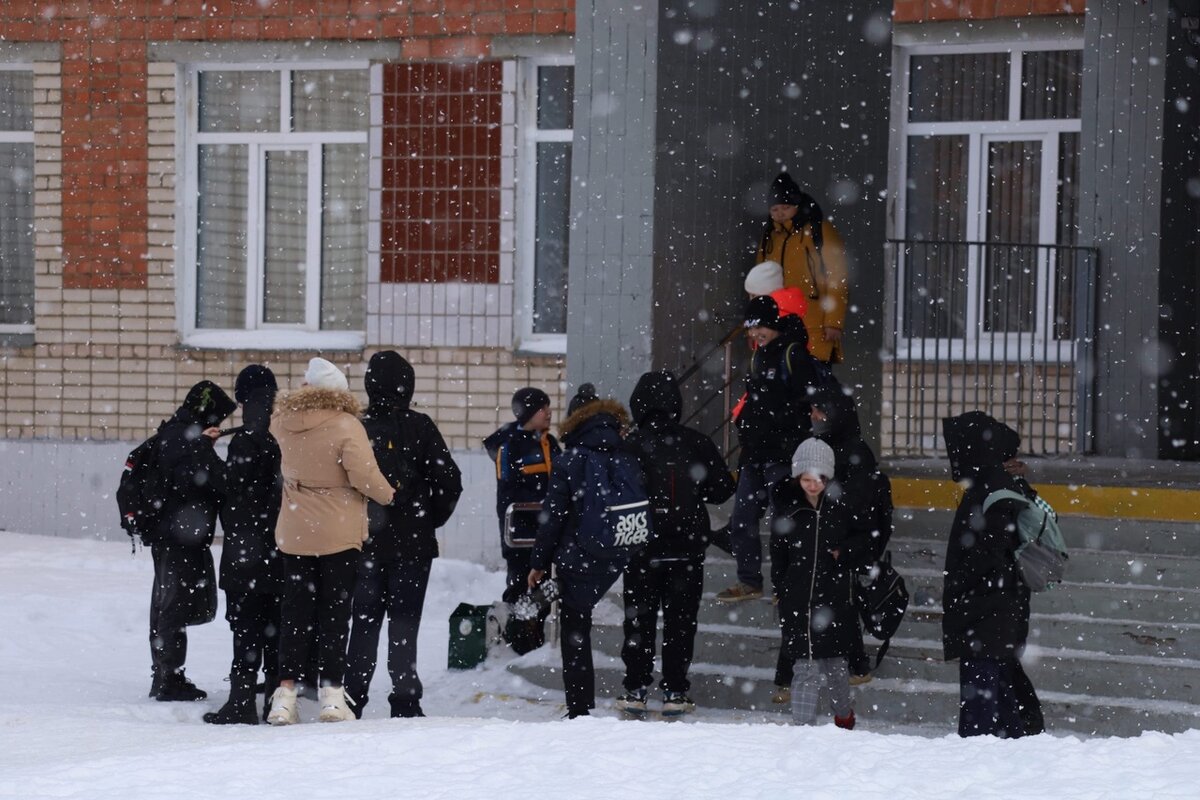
[744,260,784,296]
[791,437,835,480]
[304,357,349,392]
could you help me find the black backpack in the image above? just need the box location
[116,433,169,551]
[780,342,841,398]
[854,551,909,668]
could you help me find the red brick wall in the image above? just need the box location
[0,0,573,291]
[894,0,1085,23]
[381,63,503,285]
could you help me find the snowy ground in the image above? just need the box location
[2,531,1199,799]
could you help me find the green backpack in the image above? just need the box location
[982,489,1068,592]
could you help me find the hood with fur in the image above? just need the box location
[274,387,361,433]
[559,398,630,451]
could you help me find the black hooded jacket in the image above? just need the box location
[217,386,283,595]
[941,411,1031,661]
[362,351,463,563]
[735,323,821,466]
[625,371,735,560]
[531,399,641,608]
[812,389,893,569]
[151,381,235,549]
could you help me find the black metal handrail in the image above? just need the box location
[677,324,743,461]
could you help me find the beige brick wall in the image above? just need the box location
[881,361,1077,456]
[1,62,567,450]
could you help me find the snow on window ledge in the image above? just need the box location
[181,330,366,352]
[513,333,567,357]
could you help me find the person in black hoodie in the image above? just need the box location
[717,295,825,602]
[148,380,236,701]
[617,370,735,716]
[483,387,561,605]
[771,386,895,700]
[528,384,641,718]
[204,365,283,725]
[942,411,1044,738]
[344,350,463,719]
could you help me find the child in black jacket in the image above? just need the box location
[617,370,735,716]
[770,437,857,728]
[344,350,463,718]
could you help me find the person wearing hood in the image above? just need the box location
[756,172,848,364]
[770,438,857,728]
[527,384,644,718]
[266,358,395,726]
[771,386,894,703]
[204,365,284,725]
[942,411,1044,738]
[344,350,463,719]
[717,295,826,602]
[616,371,735,716]
[482,387,561,608]
[147,380,236,701]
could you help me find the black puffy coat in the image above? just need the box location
[813,389,893,569]
[531,399,638,610]
[941,412,1030,662]
[625,370,735,561]
[483,422,560,558]
[770,481,857,661]
[735,324,822,466]
[362,351,463,563]
[151,381,235,549]
[217,388,282,595]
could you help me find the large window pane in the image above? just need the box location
[1022,50,1082,120]
[196,145,247,328]
[263,151,308,325]
[909,53,1009,122]
[903,136,968,338]
[0,71,33,132]
[537,66,573,130]
[0,143,34,325]
[199,71,281,133]
[984,140,1042,334]
[321,144,367,331]
[533,142,571,335]
[292,70,369,132]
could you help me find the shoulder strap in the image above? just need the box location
[981,489,1030,514]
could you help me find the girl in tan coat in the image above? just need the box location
[266,357,395,725]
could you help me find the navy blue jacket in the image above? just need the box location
[483,422,561,557]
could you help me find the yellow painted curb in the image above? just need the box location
[893,477,1200,523]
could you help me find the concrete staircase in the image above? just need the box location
[509,507,1200,736]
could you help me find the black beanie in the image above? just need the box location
[234,364,277,405]
[744,295,786,331]
[770,171,803,207]
[512,387,551,426]
[567,382,599,417]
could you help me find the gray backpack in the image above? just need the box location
[982,489,1068,592]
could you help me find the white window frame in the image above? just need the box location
[179,61,370,350]
[0,63,36,336]
[893,39,1084,363]
[513,55,573,355]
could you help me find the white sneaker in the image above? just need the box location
[266,685,299,726]
[318,686,356,723]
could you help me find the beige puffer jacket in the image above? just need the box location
[270,387,395,557]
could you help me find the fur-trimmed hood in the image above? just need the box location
[274,387,362,434]
[559,397,630,450]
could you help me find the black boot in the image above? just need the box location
[203,674,258,725]
[149,669,162,699]
[261,675,279,723]
[389,692,425,719]
[155,670,208,702]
